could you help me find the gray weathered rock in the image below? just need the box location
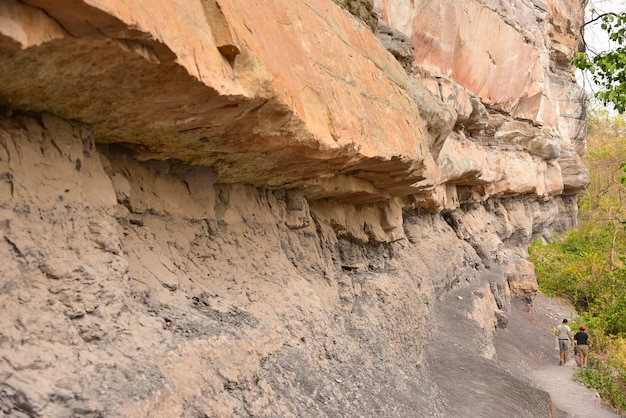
[0,0,592,416]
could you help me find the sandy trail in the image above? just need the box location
[529,362,620,418]
[491,293,623,418]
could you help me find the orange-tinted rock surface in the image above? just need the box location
[0,0,595,416]
[1,0,588,205]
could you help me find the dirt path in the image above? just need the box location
[529,363,619,418]
[498,294,623,418]
[431,288,623,417]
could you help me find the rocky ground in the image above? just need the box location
[479,292,622,418]
[0,114,613,417]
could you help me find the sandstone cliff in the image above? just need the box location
[0,0,590,416]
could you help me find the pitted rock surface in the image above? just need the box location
[0,0,598,416]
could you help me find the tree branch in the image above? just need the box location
[583,11,623,29]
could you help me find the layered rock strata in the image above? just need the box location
[0,0,588,416]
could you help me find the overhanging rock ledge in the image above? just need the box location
[0,1,593,417]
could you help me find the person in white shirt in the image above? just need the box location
[555,318,574,366]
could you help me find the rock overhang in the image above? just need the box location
[0,1,431,189]
[0,0,590,209]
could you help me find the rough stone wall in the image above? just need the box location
[1,113,563,416]
[0,0,588,416]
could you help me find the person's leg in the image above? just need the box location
[562,341,569,364]
[558,340,566,365]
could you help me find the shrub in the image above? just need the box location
[575,357,626,412]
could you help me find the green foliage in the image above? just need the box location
[578,111,626,220]
[573,12,626,112]
[529,224,626,333]
[530,111,626,412]
[530,112,626,332]
[576,359,626,411]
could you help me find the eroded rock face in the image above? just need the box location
[0,0,589,416]
[0,114,575,416]
[0,0,588,205]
